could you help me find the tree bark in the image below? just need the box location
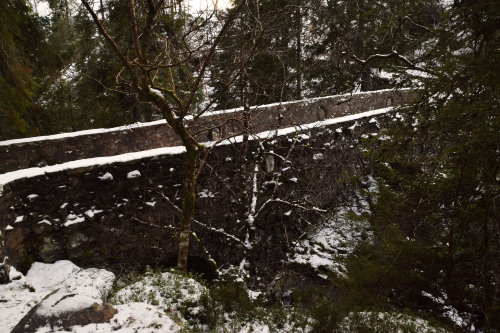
[177,144,199,272]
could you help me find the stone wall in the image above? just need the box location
[0,89,412,173]
[0,109,403,284]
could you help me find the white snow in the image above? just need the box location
[5,224,14,230]
[0,261,115,332]
[98,172,114,181]
[38,219,51,225]
[312,153,324,160]
[0,262,181,332]
[84,209,103,218]
[290,208,372,277]
[127,170,141,179]
[0,120,168,147]
[0,146,186,194]
[149,87,164,98]
[1,105,396,195]
[64,214,85,227]
[36,291,99,317]
[14,215,24,223]
[0,260,448,332]
[339,311,450,332]
[198,189,215,198]
[0,89,408,148]
[27,194,39,200]
[421,291,468,329]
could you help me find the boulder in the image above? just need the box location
[11,289,117,333]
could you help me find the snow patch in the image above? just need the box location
[98,172,113,181]
[64,214,85,227]
[84,209,103,218]
[198,189,215,198]
[127,170,141,179]
[0,261,115,332]
[312,153,324,160]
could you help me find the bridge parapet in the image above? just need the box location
[0,89,412,174]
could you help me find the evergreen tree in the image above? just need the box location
[353,0,499,329]
[0,0,40,139]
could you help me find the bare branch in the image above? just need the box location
[158,191,247,248]
[343,46,432,75]
[81,0,140,89]
[184,0,248,115]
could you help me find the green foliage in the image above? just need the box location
[196,267,254,328]
[355,0,499,329]
[0,0,40,139]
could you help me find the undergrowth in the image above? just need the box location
[100,266,452,332]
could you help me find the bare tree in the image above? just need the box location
[80,0,264,271]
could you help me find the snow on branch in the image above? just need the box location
[159,191,248,249]
[343,47,431,75]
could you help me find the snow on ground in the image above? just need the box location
[111,269,207,322]
[339,311,450,333]
[290,208,372,278]
[0,261,182,332]
[0,261,451,332]
[0,261,114,332]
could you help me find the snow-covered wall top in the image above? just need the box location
[0,89,412,174]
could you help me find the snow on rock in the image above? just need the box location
[35,291,100,317]
[38,219,51,225]
[27,194,39,201]
[64,214,85,227]
[26,261,79,290]
[84,209,103,218]
[348,121,359,130]
[127,170,141,179]
[0,261,115,332]
[5,224,14,231]
[312,153,324,160]
[298,133,310,141]
[14,215,24,223]
[58,303,182,332]
[98,172,114,181]
[198,189,215,198]
[0,106,393,195]
[290,209,371,277]
[0,146,186,195]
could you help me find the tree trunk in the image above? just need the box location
[486,186,500,329]
[177,144,199,272]
[296,8,302,99]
